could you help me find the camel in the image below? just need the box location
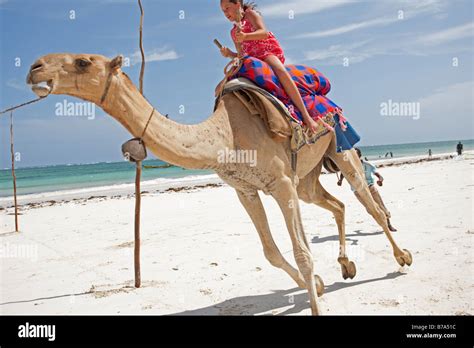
[26,53,412,315]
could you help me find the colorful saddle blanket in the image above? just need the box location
[230,56,360,152]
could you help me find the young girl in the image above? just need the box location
[219,0,323,133]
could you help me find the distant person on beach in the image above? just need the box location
[428,149,432,158]
[338,148,397,232]
[456,141,463,155]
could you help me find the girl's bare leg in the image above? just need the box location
[264,55,320,133]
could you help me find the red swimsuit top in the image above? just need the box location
[231,10,285,64]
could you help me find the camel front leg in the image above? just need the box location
[329,149,413,267]
[270,177,322,315]
[235,189,309,290]
[297,166,356,280]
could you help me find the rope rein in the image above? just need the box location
[216,57,244,100]
[140,107,155,140]
[97,69,157,142]
[0,96,47,116]
[1,70,156,143]
[100,71,115,105]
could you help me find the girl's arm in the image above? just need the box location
[241,9,269,41]
[233,40,243,57]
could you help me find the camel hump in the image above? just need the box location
[217,78,293,142]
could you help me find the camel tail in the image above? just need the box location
[322,156,340,173]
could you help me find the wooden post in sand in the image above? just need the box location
[134,161,141,288]
[133,0,146,288]
[9,112,19,232]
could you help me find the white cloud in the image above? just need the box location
[297,7,473,66]
[403,0,446,14]
[292,0,450,40]
[259,0,355,18]
[303,40,376,65]
[292,17,399,39]
[370,0,448,17]
[417,81,474,113]
[130,47,181,65]
[301,31,473,66]
[419,22,474,46]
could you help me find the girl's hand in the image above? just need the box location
[234,31,247,43]
[220,46,234,58]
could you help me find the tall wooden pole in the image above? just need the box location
[10,112,19,232]
[133,0,146,288]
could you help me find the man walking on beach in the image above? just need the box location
[457,141,463,156]
[338,148,397,232]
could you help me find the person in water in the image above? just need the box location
[219,0,331,134]
[338,148,397,232]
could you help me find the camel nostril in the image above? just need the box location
[31,63,43,71]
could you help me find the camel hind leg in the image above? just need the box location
[270,176,322,315]
[297,162,357,280]
[235,189,324,295]
[327,146,413,267]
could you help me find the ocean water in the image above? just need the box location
[1,139,472,197]
[355,139,473,160]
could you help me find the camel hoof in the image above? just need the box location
[315,274,324,297]
[402,249,413,266]
[396,249,413,267]
[341,261,357,280]
[338,257,357,280]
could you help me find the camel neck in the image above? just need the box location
[99,72,230,170]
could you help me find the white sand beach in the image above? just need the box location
[0,152,472,315]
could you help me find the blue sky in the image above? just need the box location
[0,0,473,168]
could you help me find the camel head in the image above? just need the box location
[26,53,123,104]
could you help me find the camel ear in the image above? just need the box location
[110,55,123,73]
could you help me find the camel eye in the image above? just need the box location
[76,58,91,69]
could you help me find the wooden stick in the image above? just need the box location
[132,0,146,289]
[213,39,223,49]
[138,0,146,95]
[134,0,147,288]
[10,112,19,232]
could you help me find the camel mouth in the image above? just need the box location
[30,79,53,97]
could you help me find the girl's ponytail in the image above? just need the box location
[242,1,257,11]
[224,0,258,11]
